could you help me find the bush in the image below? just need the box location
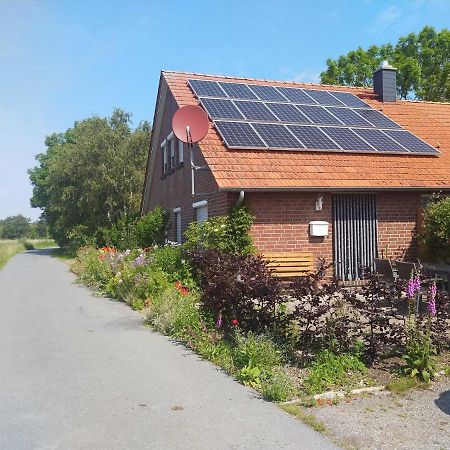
[304,349,367,395]
[136,207,168,248]
[145,288,206,340]
[189,248,284,332]
[102,213,139,250]
[184,206,254,255]
[149,246,194,287]
[260,368,298,402]
[422,197,450,262]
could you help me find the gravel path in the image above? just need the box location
[0,249,336,450]
[310,381,450,449]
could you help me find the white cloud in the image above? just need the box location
[376,5,401,29]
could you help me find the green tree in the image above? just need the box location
[0,214,31,239]
[320,26,450,101]
[29,109,151,248]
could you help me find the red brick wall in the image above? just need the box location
[246,192,333,259]
[245,191,420,262]
[376,192,420,260]
[144,89,231,242]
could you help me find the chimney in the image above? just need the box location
[373,61,397,102]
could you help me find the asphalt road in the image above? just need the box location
[0,249,336,450]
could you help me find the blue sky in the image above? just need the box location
[1,0,448,220]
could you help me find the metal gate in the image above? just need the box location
[333,194,378,281]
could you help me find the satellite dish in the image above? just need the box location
[172,105,209,144]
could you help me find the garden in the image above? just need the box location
[71,199,450,414]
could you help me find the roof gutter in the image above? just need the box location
[220,186,450,193]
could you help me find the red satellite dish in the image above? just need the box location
[172,105,209,144]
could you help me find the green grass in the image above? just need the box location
[0,239,57,270]
[280,403,327,434]
[0,240,25,270]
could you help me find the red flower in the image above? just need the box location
[232,319,238,326]
[174,281,189,297]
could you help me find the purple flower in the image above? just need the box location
[132,253,146,267]
[216,311,222,329]
[407,277,416,299]
[428,281,437,317]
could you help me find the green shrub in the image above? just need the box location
[21,240,35,250]
[232,332,283,372]
[260,368,298,402]
[102,213,139,250]
[304,349,367,395]
[184,206,254,255]
[150,246,194,287]
[136,207,168,248]
[145,289,204,339]
[422,197,450,262]
[73,246,114,289]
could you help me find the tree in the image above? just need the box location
[0,215,31,240]
[320,26,450,101]
[29,109,151,248]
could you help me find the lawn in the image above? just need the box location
[0,239,56,270]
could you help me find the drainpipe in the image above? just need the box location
[235,190,245,207]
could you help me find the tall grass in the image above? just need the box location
[0,239,56,270]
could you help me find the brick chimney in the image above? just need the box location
[373,61,397,102]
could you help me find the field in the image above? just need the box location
[0,239,56,270]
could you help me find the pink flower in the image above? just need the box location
[428,281,437,317]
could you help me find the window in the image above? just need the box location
[173,207,182,244]
[193,200,208,223]
[161,140,167,175]
[178,139,184,164]
[169,137,175,170]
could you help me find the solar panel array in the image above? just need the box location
[187,79,439,156]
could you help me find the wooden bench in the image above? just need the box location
[262,252,314,278]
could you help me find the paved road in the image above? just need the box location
[0,249,336,450]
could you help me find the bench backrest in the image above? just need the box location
[395,261,417,280]
[262,252,314,278]
[374,258,397,282]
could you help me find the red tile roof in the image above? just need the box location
[162,71,450,191]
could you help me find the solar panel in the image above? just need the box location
[234,101,278,121]
[187,78,439,156]
[353,128,407,152]
[249,84,287,102]
[383,130,439,154]
[356,109,401,129]
[200,98,243,120]
[287,125,338,149]
[330,91,370,108]
[265,103,311,123]
[303,89,344,106]
[320,127,374,151]
[218,82,258,100]
[296,105,343,125]
[252,123,304,149]
[214,121,266,148]
[276,87,317,104]
[326,107,373,127]
[188,79,227,98]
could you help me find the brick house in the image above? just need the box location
[141,68,450,281]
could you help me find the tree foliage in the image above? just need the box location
[422,197,450,262]
[320,26,450,101]
[28,109,151,247]
[0,215,31,240]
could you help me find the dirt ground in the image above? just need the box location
[308,380,450,449]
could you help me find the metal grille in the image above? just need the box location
[333,194,378,281]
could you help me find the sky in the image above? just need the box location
[0,0,449,220]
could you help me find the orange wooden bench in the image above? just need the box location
[262,252,314,278]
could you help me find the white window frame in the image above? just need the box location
[161,139,167,175]
[167,132,175,170]
[178,139,184,164]
[173,207,182,244]
[193,200,208,223]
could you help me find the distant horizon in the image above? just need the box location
[1,0,449,221]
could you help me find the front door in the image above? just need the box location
[333,194,378,281]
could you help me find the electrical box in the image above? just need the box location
[309,221,329,237]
